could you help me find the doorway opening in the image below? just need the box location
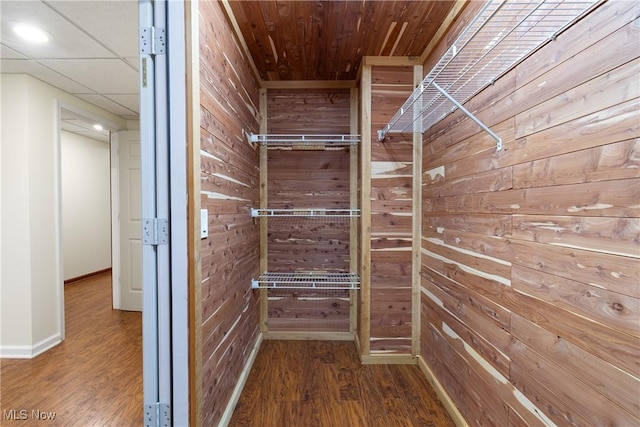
[57,104,142,330]
[52,104,144,423]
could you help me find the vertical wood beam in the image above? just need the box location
[412,64,423,357]
[359,65,372,357]
[185,1,202,425]
[350,87,359,335]
[259,88,268,333]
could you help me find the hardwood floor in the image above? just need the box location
[229,340,455,427]
[0,272,142,426]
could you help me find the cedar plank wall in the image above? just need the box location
[420,1,640,425]
[198,2,260,425]
[369,67,415,353]
[266,89,352,332]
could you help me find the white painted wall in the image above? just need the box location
[0,75,33,351]
[0,74,126,357]
[61,131,112,281]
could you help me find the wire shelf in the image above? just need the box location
[378,0,599,148]
[251,208,361,217]
[250,134,360,150]
[251,271,361,290]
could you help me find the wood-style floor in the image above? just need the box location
[229,340,455,427]
[0,272,142,426]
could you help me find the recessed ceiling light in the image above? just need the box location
[12,23,50,44]
[93,124,104,131]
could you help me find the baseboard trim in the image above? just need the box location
[263,331,355,341]
[417,355,468,427]
[0,333,61,359]
[361,353,417,365]
[219,332,263,427]
[64,268,111,285]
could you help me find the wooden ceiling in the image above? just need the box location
[225,1,457,81]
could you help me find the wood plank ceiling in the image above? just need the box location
[226,1,457,81]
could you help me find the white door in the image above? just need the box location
[117,130,142,311]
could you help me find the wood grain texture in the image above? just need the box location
[364,65,416,354]
[267,89,351,134]
[421,2,640,426]
[186,3,202,424]
[267,289,351,332]
[264,89,354,333]
[226,1,456,81]
[0,272,142,426]
[359,65,373,356]
[228,340,455,426]
[350,87,359,335]
[198,2,261,426]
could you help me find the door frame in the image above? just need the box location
[110,131,121,309]
[55,100,123,339]
[139,0,189,425]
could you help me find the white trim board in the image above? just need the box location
[0,333,61,359]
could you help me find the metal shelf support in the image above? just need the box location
[429,80,502,151]
[377,0,599,150]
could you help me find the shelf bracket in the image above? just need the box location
[429,81,502,151]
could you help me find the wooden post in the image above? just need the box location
[359,65,372,358]
[185,1,202,425]
[412,64,423,357]
[350,87,359,335]
[259,88,268,333]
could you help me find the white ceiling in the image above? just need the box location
[1,0,140,132]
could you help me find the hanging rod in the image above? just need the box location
[377,0,599,149]
[249,134,360,147]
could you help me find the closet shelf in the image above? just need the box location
[250,133,360,149]
[251,272,360,290]
[251,208,361,218]
[377,0,598,149]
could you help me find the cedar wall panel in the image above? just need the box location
[266,89,353,332]
[421,2,640,426]
[198,2,260,425]
[369,66,414,353]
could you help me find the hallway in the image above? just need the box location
[1,272,142,426]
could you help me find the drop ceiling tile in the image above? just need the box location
[61,122,89,135]
[45,1,138,58]
[76,94,137,117]
[61,125,110,143]
[105,94,139,113]
[0,1,114,59]
[61,108,121,132]
[1,43,26,58]
[39,58,138,94]
[77,131,110,143]
[1,58,94,93]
